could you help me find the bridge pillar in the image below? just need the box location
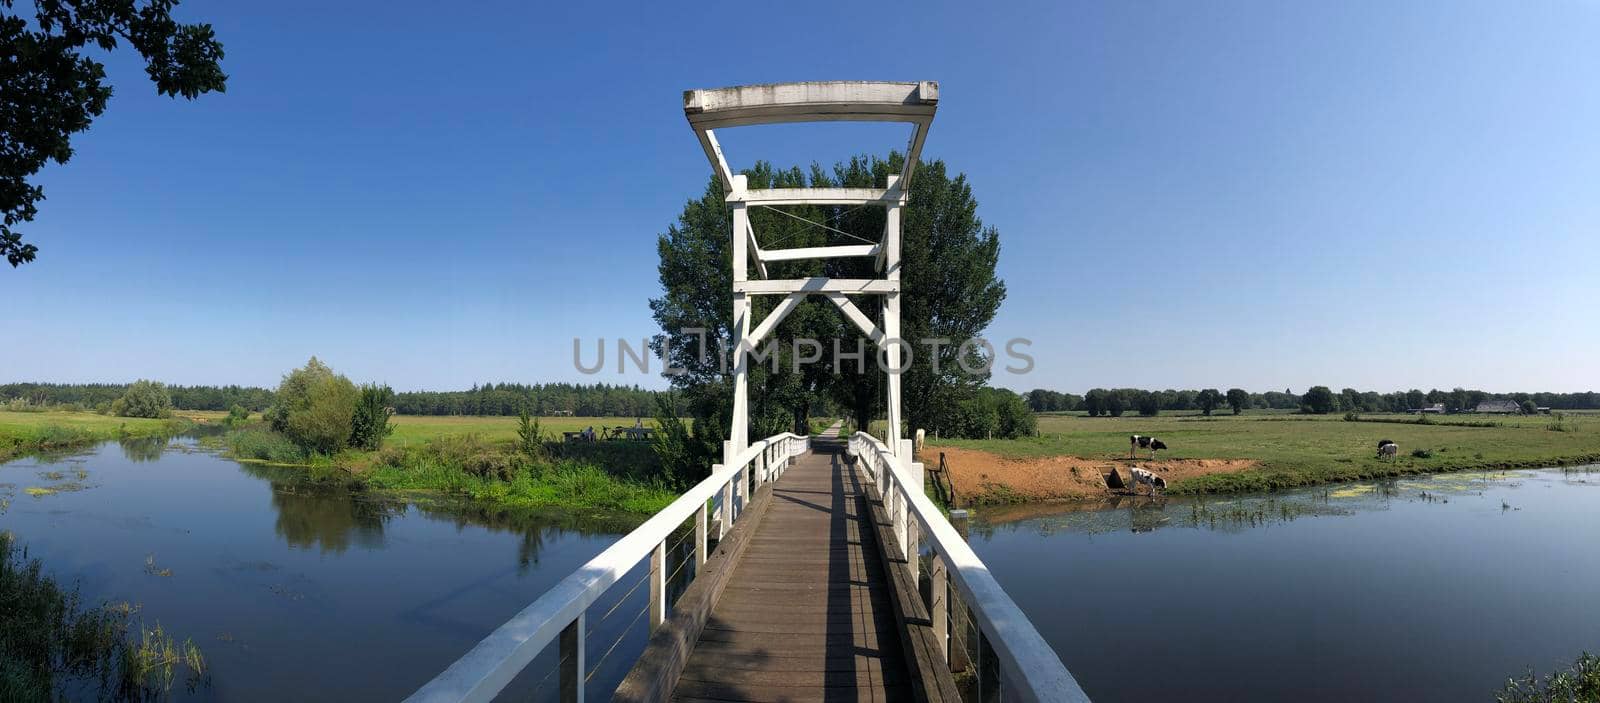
[729,177,751,461]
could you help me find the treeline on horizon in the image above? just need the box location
[1022,387,1600,415]
[0,382,683,418]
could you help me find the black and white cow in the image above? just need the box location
[1130,435,1168,460]
[1130,466,1167,495]
[1377,439,1398,459]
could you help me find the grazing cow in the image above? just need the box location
[1130,435,1151,458]
[1377,439,1398,459]
[1131,435,1167,460]
[1130,466,1167,495]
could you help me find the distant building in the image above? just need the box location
[1474,400,1523,414]
[1407,403,1447,414]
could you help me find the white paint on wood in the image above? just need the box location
[757,243,880,262]
[747,293,806,346]
[733,278,899,295]
[731,187,902,206]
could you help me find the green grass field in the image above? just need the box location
[386,415,666,447]
[0,410,196,461]
[933,410,1600,493]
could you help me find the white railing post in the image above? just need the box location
[695,502,708,568]
[735,467,746,514]
[932,551,949,660]
[559,612,584,703]
[649,539,666,630]
[715,464,730,539]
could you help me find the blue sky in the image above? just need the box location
[3,0,1597,393]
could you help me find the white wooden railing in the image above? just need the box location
[848,431,1091,703]
[405,432,810,703]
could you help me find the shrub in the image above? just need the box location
[1495,652,1600,703]
[1343,412,1361,422]
[226,428,308,464]
[349,384,395,451]
[114,380,173,419]
[1411,448,1433,459]
[515,409,546,460]
[268,357,358,454]
[652,394,707,488]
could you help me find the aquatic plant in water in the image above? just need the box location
[0,533,207,700]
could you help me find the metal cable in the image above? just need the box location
[755,204,879,246]
[588,570,650,633]
[585,599,651,683]
[526,649,570,700]
[761,202,872,249]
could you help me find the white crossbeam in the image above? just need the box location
[826,293,884,342]
[730,188,903,207]
[732,278,898,295]
[748,293,805,345]
[758,244,879,263]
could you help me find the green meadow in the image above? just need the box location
[933,410,1600,494]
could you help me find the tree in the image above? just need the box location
[1520,399,1537,415]
[1105,391,1125,417]
[1302,385,1337,414]
[1340,388,1362,413]
[1226,388,1249,415]
[1083,389,1106,417]
[113,379,171,418]
[650,154,1008,442]
[2,1,226,267]
[1196,388,1222,416]
[349,384,395,450]
[1405,389,1426,411]
[1136,391,1160,417]
[269,357,358,454]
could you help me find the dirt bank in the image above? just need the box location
[925,445,1258,504]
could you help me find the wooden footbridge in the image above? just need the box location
[406,82,1089,702]
[406,425,1088,702]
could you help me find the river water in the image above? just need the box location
[0,436,659,701]
[964,466,1600,702]
[6,438,1597,701]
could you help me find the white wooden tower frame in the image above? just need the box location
[683,80,939,464]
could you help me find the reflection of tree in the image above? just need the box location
[414,501,643,575]
[118,436,167,463]
[232,458,644,567]
[268,484,401,554]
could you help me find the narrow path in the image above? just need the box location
[818,420,844,439]
[672,440,910,702]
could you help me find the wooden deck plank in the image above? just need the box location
[672,439,916,702]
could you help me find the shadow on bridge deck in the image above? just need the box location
[672,439,913,702]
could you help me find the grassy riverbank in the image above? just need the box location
[219,416,680,514]
[0,410,198,463]
[928,410,1600,502]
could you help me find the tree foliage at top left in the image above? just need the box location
[1,0,226,267]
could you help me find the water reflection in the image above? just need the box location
[0,436,652,702]
[119,435,169,463]
[416,502,642,574]
[269,484,397,553]
[965,465,1600,703]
